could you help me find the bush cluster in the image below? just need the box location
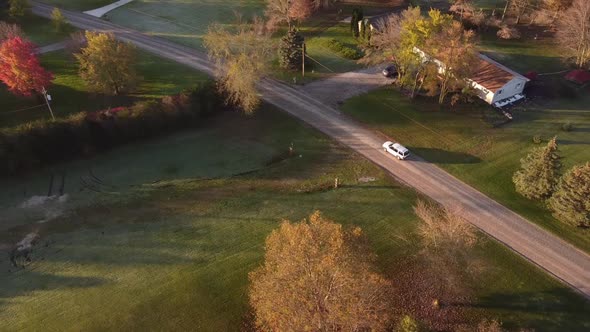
[0,81,226,175]
[325,39,363,60]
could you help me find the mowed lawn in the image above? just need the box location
[1,106,589,331]
[107,0,266,50]
[38,0,113,11]
[106,0,371,79]
[342,88,590,253]
[17,15,74,45]
[0,50,208,128]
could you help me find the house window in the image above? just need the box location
[498,89,503,95]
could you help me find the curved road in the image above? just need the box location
[32,2,590,300]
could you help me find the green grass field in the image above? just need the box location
[342,88,590,253]
[39,0,113,11]
[0,50,208,128]
[480,31,564,74]
[107,0,266,50]
[16,15,74,45]
[273,21,365,83]
[1,105,589,331]
[106,0,367,79]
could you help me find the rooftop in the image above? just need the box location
[470,54,530,93]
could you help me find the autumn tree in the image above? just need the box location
[204,18,274,114]
[413,200,478,303]
[544,0,573,19]
[311,0,335,11]
[556,0,590,68]
[278,28,304,70]
[0,21,22,41]
[548,163,590,228]
[397,315,420,332]
[51,7,66,32]
[8,0,28,17]
[249,211,393,331]
[266,0,312,30]
[361,8,458,99]
[0,36,53,96]
[509,0,533,24]
[424,21,478,104]
[75,31,138,95]
[289,0,313,25]
[414,200,478,253]
[450,0,474,21]
[513,137,561,200]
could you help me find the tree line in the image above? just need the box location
[513,137,590,229]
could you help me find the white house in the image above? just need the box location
[414,48,530,108]
[468,54,530,107]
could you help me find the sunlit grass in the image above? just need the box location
[342,88,590,253]
[0,51,208,128]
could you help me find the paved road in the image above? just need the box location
[32,2,590,300]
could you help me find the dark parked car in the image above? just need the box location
[382,65,398,78]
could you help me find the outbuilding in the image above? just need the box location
[469,54,530,108]
[414,47,530,108]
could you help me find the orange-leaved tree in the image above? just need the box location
[249,211,393,331]
[0,36,53,96]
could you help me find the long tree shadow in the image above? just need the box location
[450,288,590,331]
[0,270,107,310]
[408,147,482,164]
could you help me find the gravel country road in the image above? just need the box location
[32,2,590,300]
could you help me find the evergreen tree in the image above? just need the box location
[350,7,363,37]
[360,18,366,40]
[278,28,304,70]
[548,163,590,228]
[513,137,561,200]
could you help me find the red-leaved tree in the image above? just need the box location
[0,36,53,96]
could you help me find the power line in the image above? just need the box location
[1,104,47,115]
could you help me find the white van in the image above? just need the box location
[382,141,410,160]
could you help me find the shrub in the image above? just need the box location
[325,39,363,60]
[497,25,520,40]
[532,135,542,144]
[561,122,573,132]
[0,81,227,176]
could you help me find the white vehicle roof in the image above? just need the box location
[392,143,409,153]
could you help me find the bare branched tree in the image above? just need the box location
[265,0,313,30]
[509,0,533,24]
[311,0,335,11]
[425,21,478,104]
[556,0,590,68]
[203,17,274,114]
[414,200,478,252]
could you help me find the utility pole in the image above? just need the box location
[42,87,55,120]
[302,42,306,78]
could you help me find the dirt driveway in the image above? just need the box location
[300,66,393,107]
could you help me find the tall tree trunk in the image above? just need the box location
[501,0,509,22]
